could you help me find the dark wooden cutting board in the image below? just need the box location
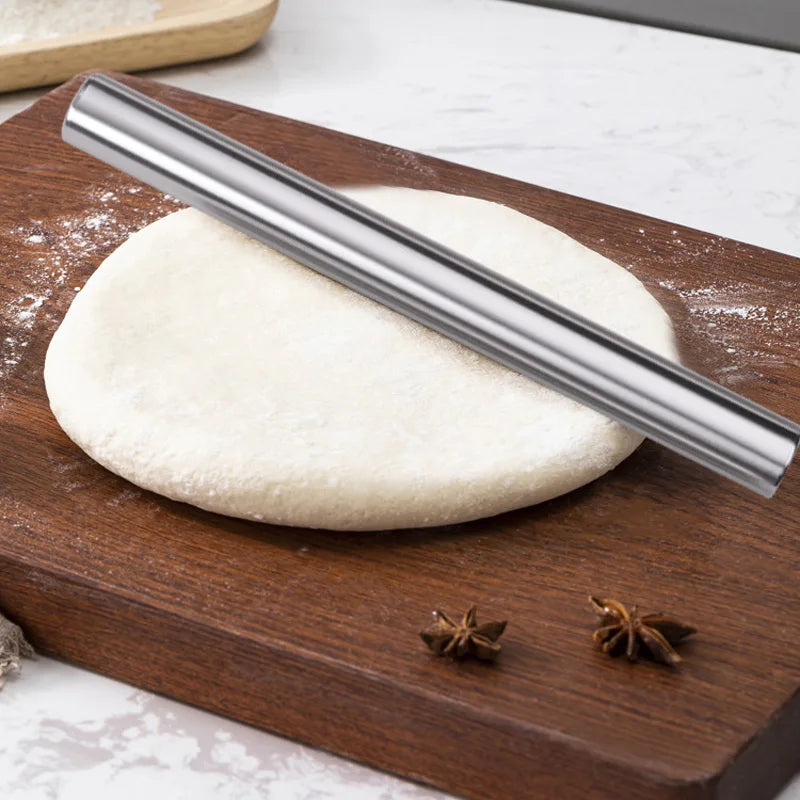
[1,74,799,800]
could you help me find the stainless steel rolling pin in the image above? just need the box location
[62,74,800,497]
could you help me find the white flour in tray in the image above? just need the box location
[0,0,161,47]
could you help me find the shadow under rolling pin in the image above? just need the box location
[61,74,800,498]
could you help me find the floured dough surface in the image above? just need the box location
[45,188,678,530]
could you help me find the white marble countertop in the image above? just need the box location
[1,0,798,797]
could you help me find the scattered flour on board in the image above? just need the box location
[1,250,67,389]
[622,229,799,385]
[3,199,797,397]
[656,276,800,384]
[0,0,161,47]
[0,184,181,395]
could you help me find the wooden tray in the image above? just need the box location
[1,74,799,800]
[0,0,278,93]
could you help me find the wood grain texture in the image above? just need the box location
[0,0,278,93]
[1,74,799,800]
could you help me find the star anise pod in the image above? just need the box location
[420,605,507,661]
[590,596,696,666]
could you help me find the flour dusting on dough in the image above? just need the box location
[44,188,680,530]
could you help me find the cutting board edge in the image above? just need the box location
[0,548,746,800]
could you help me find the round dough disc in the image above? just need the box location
[45,188,678,530]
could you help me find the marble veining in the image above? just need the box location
[0,659,444,799]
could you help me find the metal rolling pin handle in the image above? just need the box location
[62,74,800,497]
